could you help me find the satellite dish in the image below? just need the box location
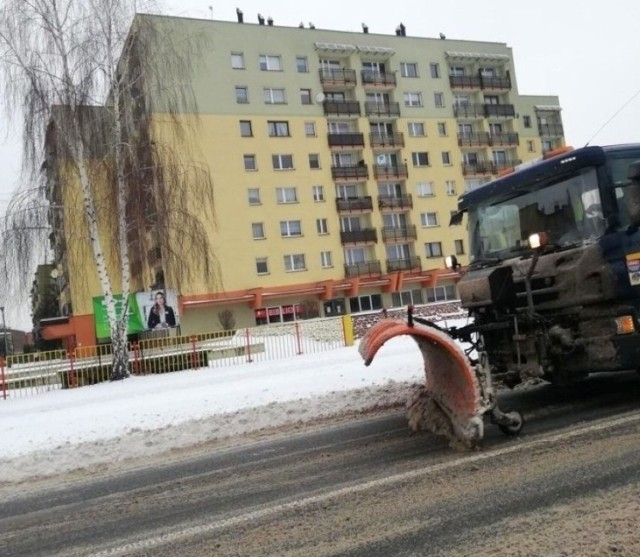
[376,154,387,165]
[315,92,326,103]
[50,269,59,279]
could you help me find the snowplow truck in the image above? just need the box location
[360,144,640,447]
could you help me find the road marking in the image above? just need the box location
[87,410,640,557]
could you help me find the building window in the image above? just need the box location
[437,122,447,136]
[296,56,309,73]
[425,241,443,258]
[434,92,445,108]
[309,153,320,169]
[304,122,316,137]
[523,115,532,128]
[316,218,328,234]
[446,180,457,196]
[527,140,535,152]
[420,212,439,227]
[259,54,282,71]
[284,254,306,272]
[412,152,429,167]
[408,122,425,137]
[264,88,286,104]
[252,222,265,239]
[239,120,252,137]
[272,154,294,170]
[300,88,312,105]
[349,294,383,313]
[404,92,423,107]
[391,289,424,308]
[425,284,457,302]
[321,251,333,268]
[400,62,419,77]
[455,239,465,255]
[256,257,269,275]
[267,121,290,137]
[231,52,245,69]
[247,188,261,205]
[235,86,249,104]
[280,220,302,237]
[430,63,440,78]
[416,182,435,197]
[276,187,297,203]
[243,154,256,171]
[441,151,452,165]
[313,185,325,202]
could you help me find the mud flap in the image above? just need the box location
[359,319,484,447]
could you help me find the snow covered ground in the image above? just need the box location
[0,332,446,484]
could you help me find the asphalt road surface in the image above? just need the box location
[2,371,640,557]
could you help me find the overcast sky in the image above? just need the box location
[1,0,639,326]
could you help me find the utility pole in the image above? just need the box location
[0,306,8,358]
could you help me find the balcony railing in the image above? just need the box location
[484,104,516,118]
[538,123,564,137]
[492,159,522,173]
[335,196,373,212]
[369,132,404,148]
[453,103,516,119]
[481,75,511,90]
[462,162,493,175]
[344,260,382,277]
[327,132,365,148]
[386,256,421,272]
[490,132,519,146]
[364,101,401,118]
[319,68,357,86]
[373,164,409,179]
[458,132,491,146]
[331,165,369,180]
[323,100,361,117]
[449,75,482,89]
[382,225,417,242]
[340,229,378,244]
[361,70,397,86]
[378,194,413,210]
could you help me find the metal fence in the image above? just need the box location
[0,316,351,400]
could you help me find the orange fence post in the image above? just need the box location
[67,351,77,388]
[245,328,252,363]
[0,357,6,400]
[295,321,303,355]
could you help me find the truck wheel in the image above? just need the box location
[498,410,524,436]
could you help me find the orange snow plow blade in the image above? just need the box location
[359,319,484,447]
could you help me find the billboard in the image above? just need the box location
[92,289,180,340]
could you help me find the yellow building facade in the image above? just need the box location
[45,14,566,345]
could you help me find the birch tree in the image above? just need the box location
[0,0,216,380]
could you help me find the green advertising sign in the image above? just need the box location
[92,294,146,339]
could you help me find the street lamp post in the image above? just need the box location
[0,306,8,358]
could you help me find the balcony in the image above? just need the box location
[378,194,413,210]
[335,196,373,212]
[364,101,401,118]
[331,165,369,181]
[458,132,491,147]
[323,100,361,117]
[453,103,485,118]
[319,68,357,87]
[340,229,378,244]
[484,104,516,118]
[327,132,365,148]
[462,162,493,176]
[538,124,564,137]
[386,256,421,272]
[382,225,417,242]
[344,260,382,277]
[370,132,404,148]
[492,159,522,173]
[449,75,482,89]
[373,164,409,180]
[361,70,397,87]
[490,132,519,146]
[481,74,511,90]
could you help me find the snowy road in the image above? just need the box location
[2,371,640,557]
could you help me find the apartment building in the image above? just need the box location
[42,13,565,346]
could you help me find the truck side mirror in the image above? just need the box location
[625,161,640,227]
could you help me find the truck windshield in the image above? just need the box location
[468,167,603,260]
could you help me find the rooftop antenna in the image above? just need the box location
[208,6,213,19]
[309,22,315,29]
[439,32,446,39]
[236,8,243,23]
[584,86,640,146]
[362,22,369,34]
